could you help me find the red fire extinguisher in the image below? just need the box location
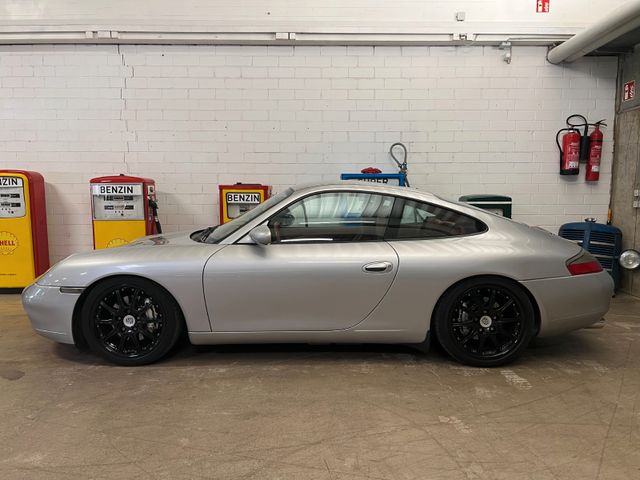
[556,127,581,175]
[585,120,607,182]
[557,115,607,179]
[566,114,590,163]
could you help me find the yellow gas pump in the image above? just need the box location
[0,170,49,289]
[90,175,159,249]
[218,183,272,224]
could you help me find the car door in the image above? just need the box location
[203,190,399,332]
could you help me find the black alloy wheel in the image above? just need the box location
[81,277,182,366]
[434,277,535,367]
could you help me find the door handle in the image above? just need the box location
[363,261,393,273]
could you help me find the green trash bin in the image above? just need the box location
[459,194,512,218]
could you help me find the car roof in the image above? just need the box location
[288,182,503,225]
[292,181,441,201]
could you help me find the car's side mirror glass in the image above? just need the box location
[249,225,272,245]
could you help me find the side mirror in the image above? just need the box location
[249,225,272,246]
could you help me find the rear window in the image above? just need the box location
[385,198,486,240]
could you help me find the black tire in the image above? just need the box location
[433,277,535,367]
[81,276,183,366]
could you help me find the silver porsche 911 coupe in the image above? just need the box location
[22,182,613,367]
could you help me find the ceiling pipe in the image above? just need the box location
[547,0,640,64]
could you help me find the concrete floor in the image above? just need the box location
[1,294,639,480]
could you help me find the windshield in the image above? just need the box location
[206,188,294,243]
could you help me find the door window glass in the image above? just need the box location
[268,192,394,243]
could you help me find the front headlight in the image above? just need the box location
[619,249,640,270]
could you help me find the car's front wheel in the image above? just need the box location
[81,276,183,366]
[433,277,535,367]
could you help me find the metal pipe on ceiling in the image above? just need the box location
[547,0,640,64]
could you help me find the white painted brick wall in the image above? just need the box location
[0,44,617,262]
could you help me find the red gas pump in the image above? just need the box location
[0,169,49,289]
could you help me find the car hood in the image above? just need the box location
[36,230,222,287]
[127,230,205,246]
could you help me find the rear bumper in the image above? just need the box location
[521,271,614,337]
[21,283,79,344]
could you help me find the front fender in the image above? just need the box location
[37,244,225,333]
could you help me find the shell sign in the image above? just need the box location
[0,231,19,255]
[106,238,129,249]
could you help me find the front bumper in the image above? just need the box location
[22,283,80,344]
[521,270,614,337]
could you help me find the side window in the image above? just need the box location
[268,192,395,243]
[385,199,486,240]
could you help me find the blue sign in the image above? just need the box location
[340,173,407,186]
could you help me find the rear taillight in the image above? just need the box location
[566,251,603,276]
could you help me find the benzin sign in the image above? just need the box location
[0,177,22,187]
[91,184,143,196]
[226,192,261,204]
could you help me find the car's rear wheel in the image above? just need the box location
[81,277,182,366]
[433,277,535,367]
